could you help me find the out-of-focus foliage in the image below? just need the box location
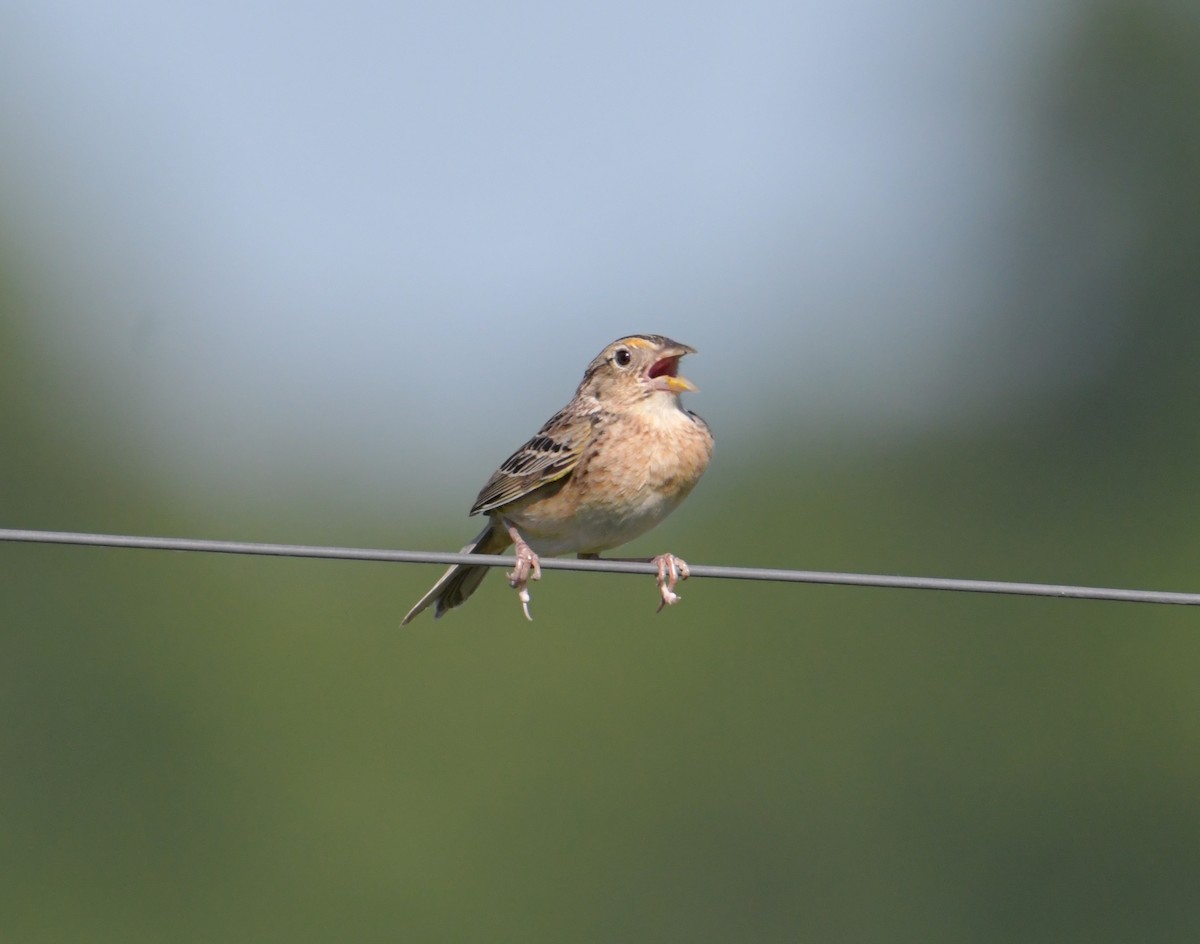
[3,3,1200,942]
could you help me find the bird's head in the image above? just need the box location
[578,334,699,402]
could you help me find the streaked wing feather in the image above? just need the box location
[470,408,595,515]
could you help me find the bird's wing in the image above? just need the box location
[470,407,596,515]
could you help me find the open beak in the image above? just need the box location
[647,346,698,393]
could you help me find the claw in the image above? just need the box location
[653,553,690,612]
[504,526,541,621]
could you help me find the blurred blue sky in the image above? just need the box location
[1,1,1089,505]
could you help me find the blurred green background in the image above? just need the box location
[3,2,1200,941]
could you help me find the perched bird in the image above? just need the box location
[402,334,713,624]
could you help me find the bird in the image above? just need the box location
[401,334,713,624]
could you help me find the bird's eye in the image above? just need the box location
[613,348,632,367]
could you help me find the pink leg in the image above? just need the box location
[581,551,690,612]
[652,553,690,612]
[502,517,541,621]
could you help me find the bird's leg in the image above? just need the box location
[652,553,690,612]
[502,517,540,621]
[578,551,690,612]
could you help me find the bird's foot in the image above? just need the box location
[652,553,690,612]
[506,533,541,621]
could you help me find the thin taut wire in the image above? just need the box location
[1,527,1198,607]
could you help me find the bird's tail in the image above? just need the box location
[400,522,511,625]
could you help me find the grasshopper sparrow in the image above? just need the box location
[402,334,713,623]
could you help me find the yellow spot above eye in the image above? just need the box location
[619,337,653,350]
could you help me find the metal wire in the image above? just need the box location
[2,527,1197,606]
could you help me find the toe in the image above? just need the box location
[652,553,688,611]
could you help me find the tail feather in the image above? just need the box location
[400,522,510,625]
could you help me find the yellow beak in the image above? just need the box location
[663,375,698,394]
